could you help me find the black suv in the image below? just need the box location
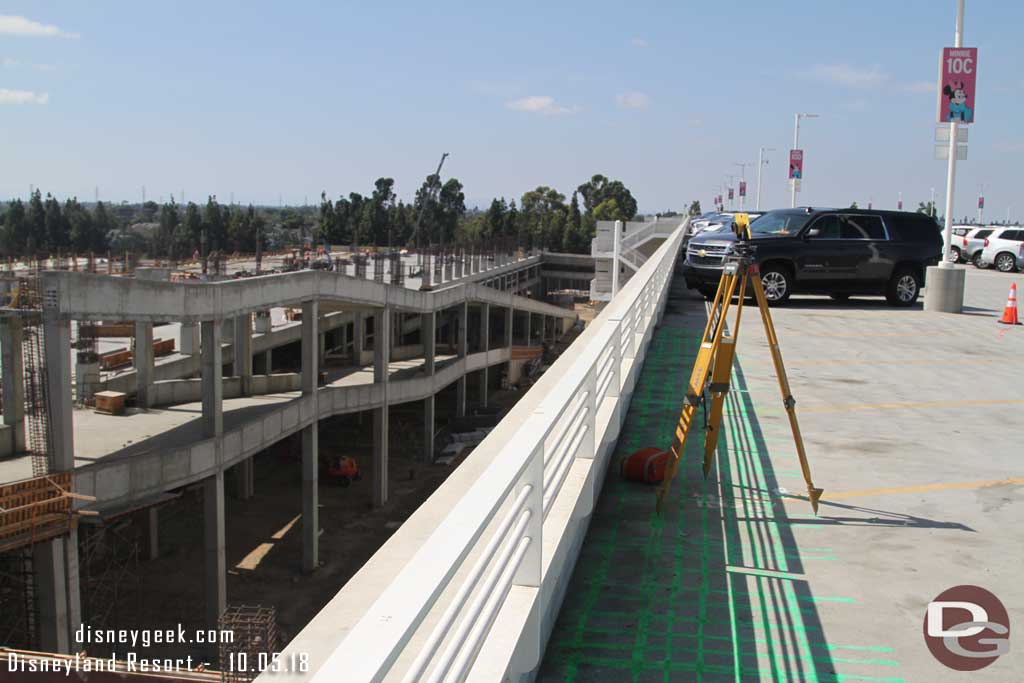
[682,208,943,306]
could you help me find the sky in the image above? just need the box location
[1,0,1022,221]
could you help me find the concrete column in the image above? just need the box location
[353,313,365,366]
[204,470,226,632]
[301,300,319,572]
[263,349,273,374]
[201,320,223,437]
[422,312,435,375]
[457,302,467,358]
[423,395,435,462]
[145,507,159,560]
[234,313,253,396]
[1,317,26,452]
[373,307,391,506]
[39,313,80,652]
[236,458,254,500]
[506,306,514,347]
[134,321,154,408]
[479,304,489,408]
[43,315,74,471]
[34,539,70,653]
[180,322,200,355]
[456,375,467,418]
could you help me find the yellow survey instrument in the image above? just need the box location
[656,213,824,514]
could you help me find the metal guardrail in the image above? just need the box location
[278,225,685,683]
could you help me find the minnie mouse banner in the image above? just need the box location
[938,47,977,124]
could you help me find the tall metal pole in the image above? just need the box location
[755,148,774,211]
[941,0,965,267]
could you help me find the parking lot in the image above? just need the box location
[541,265,1022,681]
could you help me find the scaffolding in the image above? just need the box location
[218,605,280,683]
[79,516,142,635]
[0,550,37,650]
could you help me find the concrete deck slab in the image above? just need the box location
[540,267,1023,682]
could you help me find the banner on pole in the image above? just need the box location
[937,47,977,124]
[788,150,803,179]
[739,181,747,198]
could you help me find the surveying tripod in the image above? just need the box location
[656,214,824,514]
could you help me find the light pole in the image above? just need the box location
[940,0,965,267]
[756,147,775,210]
[790,113,819,208]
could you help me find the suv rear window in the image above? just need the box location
[886,213,941,242]
[842,215,886,240]
[975,229,994,239]
[1000,230,1024,241]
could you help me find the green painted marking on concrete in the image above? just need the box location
[539,312,901,682]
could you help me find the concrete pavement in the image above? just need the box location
[540,265,1023,682]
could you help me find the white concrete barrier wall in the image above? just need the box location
[256,225,685,683]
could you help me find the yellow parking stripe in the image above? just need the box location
[818,477,1024,501]
[800,398,1024,413]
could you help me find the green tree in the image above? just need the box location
[520,186,567,250]
[65,198,98,253]
[93,201,115,252]
[44,193,69,250]
[203,196,227,250]
[562,191,589,253]
[688,200,702,216]
[593,198,626,221]
[576,174,638,221]
[412,173,443,246]
[157,199,180,256]
[2,199,28,256]
[917,201,937,218]
[371,177,396,246]
[182,202,203,255]
[849,201,859,209]
[438,179,466,246]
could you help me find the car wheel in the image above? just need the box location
[886,268,920,306]
[759,265,792,305]
[995,252,1017,273]
[948,246,962,263]
[972,251,988,269]
[830,293,850,301]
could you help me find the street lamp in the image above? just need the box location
[756,148,775,211]
[791,113,819,208]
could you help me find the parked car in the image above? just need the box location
[949,225,977,262]
[976,228,1024,272]
[689,211,763,238]
[959,226,996,267]
[682,207,943,306]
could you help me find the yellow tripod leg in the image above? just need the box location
[657,268,740,512]
[702,335,736,478]
[749,267,824,513]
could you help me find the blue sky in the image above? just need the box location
[2,1,1022,221]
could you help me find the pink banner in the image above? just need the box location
[938,47,977,124]
[739,181,747,198]
[789,149,803,179]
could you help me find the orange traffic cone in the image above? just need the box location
[999,282,1020,325]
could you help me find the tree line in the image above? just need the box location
[1,172,643,259]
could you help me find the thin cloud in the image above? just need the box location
[993,141,1024,153]
[895,80,935,94]
[616,91,651,110]
[2,57,57,71]
[0,88,49,104]
[0,15,79,39]
[506,95,578,116]
[804,63,888,88]
[630,38,648,48]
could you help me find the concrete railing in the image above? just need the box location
[263,224,685,683]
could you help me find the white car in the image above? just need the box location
[690,211,763,237]
[959,226,997,267]
[977,227,1024,272]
